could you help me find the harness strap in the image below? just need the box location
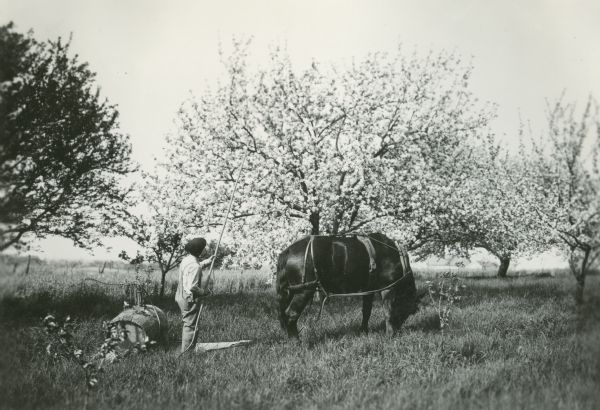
[357,235,377,272]
[302,235,313,284]
[310,236,317,282]
[395,242,406,272]
[313,271,414,321]
[290,264,413,297]
[327,269,412,298]
[288,280,319,292]
[301,235,326,294]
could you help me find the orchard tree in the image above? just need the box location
[120,175,236,297]
[520,96,600,303]
[119,172,195,297]
[119,213,185,298]
[419,142,548,277]
[0,23,134,251]
[157,41,495,266]
[465,160,542,277]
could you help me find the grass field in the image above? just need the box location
[0,265,599,410]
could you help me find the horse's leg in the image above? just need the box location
[276,273,291,330]
[277,289,291,330]
[284,289,315,339]
[361,294,375,334]
[380,289,395,336]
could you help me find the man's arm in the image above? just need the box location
[200,255,215,268]
[190,256,215,298]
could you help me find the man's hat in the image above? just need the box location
[185,237,206,257]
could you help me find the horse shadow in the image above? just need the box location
[298,310,443,347]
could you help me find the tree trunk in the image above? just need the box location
[160,270,167,298]
[309,210,321,304]
[497,256,511,278]
[574,277,585,305]
[25,255,31,275]
[332,208,345,235]
[570,247,590,305]
[332,218,339,235]
[309,211,320,235]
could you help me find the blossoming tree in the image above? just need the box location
[155,42,496,267]
[417,142,549,277]
[519,96,600,302]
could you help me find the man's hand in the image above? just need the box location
[190,285,208,298]
[201,255,215,268]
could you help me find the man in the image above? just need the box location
[175,237,214,352]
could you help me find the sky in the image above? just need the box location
[1,0,599,260]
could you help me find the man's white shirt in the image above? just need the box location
[179,255,202,296]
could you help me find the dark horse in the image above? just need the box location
[276,233,417,338]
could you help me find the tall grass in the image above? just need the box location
[0,265,598,410]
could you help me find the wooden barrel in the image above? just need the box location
[109,304,168,348]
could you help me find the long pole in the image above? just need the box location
[180,150,249,356]
[203,150,249,293]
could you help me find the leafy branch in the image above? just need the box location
[425,272,465,337]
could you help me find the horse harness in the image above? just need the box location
[288,234,413,322]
